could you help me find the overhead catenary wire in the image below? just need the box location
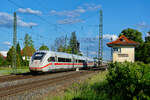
[7,0,58,49]
[6,0,104,59]
[7,0,56,26]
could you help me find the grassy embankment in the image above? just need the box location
[47,71,108,100]
[0,66,29,75]
[48,62,150,100]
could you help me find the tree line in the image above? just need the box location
[0,28,150,67]
[0,31,81,67]
[51,31,81,55]
[119,28,150,63]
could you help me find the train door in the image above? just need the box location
[72,56,75,69]
[47,56,55,70]
[54,55,59,70]
[66,57,72,69]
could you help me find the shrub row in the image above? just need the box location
[50,62,150,100]
[107,62,150,100]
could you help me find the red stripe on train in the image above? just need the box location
[30,63,52,69]
[54,63,83,65]
[30,62,94,69]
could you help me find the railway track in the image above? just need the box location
[0,66,107,83]
[0,73,33,83]
[0,70,99,99]
[0,71,72,83]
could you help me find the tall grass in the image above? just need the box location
[48,62,150,100]
[48,71,108,100]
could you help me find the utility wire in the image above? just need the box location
[7,0,56,26]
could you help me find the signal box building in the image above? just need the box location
[107,35,139,62]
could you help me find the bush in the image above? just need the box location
[48,62,150,100]
[107,62,150,100]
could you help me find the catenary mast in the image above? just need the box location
[98,9,103,66]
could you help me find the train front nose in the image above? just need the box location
[29,60,42,71]
[29,52,46,71]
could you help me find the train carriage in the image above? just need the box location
[29,50,94,72]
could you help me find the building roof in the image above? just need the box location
[107,35,140,47]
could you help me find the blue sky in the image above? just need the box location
[0,0,150,60]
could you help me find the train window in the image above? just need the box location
[66,58,71,62]
[48,57,55,62]
[78,60,85,63]
[58,58,66,62]
[32,52,46,60]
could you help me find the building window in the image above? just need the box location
[118,54,128,57]
[113,48,121,53]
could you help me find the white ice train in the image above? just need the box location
[29,50,95,72]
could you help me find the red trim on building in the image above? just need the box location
[107,35,140,47]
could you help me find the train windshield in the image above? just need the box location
[32,52,46,60]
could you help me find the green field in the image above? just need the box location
[0,66,29,75]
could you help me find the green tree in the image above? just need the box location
[136,43,150,63]
[51,36,66,52]
[23,33,35,65]
[69,32,80,54]
[16,42,23,67]
[0,53,5,66]
[22,46,36,58]
[119,28,144,61]
[39,45,49,50]
[134,31,150,63]
[51,33,80,54]
[24,33,34,47]
[120,28,143,43]
[6,44,23,67]
[6,46,14,66]
[145,30,150,43]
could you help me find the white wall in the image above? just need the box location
[113,46,135,62]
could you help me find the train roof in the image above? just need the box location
[36,50,93,60]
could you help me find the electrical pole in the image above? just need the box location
[12,12,17,74]
[87,47,89,57]
[64,35,67,52]
[110,37,113,61]
[98,9,103,66]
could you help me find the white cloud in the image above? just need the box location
[50,10,81,18]
[103,34,118,40]
[2,41,12,49]
[96,34,118,40]
[3,41,11,46]
[84,3,101,11]
[135,21,150,29]
[57,18,84,24]
[18,20,38,27]
[75,8,86,13]
[89,51,97,55]
[0,51,8,57]
[147,32,150,36]
[0,12,37,28]
[50,3,101,24]
[17,8,42,15]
